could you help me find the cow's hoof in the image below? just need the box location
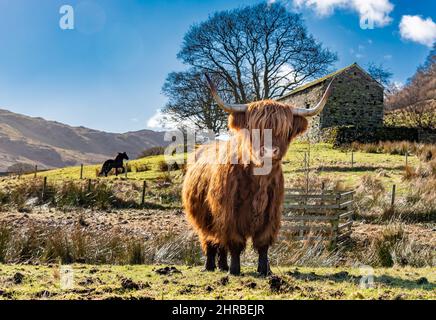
[229,268,241,276]
[201,264,216,272]
[257,267,273,277]
[257,270,273,277]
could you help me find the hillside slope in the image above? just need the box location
[0,109,167,171]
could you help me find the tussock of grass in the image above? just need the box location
[365,224,435,268]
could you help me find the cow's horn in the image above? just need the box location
[292,78,335,117]
[205,73,248,113]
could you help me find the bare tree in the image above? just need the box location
[367,62,393,88]
[384,46,435,129]
[162,70,228,134]
[386,46,435,113]
[178,2,337,103]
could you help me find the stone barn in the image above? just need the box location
[279,63,384,141]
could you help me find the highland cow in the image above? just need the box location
[182,74,333,276]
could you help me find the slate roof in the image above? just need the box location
[279,63,383,101]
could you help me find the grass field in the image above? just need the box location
[0,264,434,300]
[23,142,418,194]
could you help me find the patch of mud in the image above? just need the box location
[34,290,54,298]
[11,272,24,284]
[120,278,150,291]
[155,266,182,276]
[219,276,229,286]
[79,277,102,286]
[0,290,13,299]
[179,284,196,295]
[268,276,287,292]
[205,285,214,292]
[287,270,360,284]
[103,295,155,301]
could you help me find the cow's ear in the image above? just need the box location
[228,113,247,130]
[291,115,308,139]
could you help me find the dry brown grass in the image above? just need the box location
[363,224,435,268]
[0,221,201,266]
[351,141,436,162]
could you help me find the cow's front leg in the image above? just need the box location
[256,245,272,277]
[202,242,217,272]
[218,246,229,272]
[229,243,244,276]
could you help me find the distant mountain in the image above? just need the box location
[0,109,167,171]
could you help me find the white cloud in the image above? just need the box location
[293,0,394,27]
[146,110,179,131]
[146,110,166,130]
[399,15,436,47]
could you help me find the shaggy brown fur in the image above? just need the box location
[183,100,308,275]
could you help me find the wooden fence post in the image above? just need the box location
[80,164,84,180]
[351,151,354,169]
[125,162,128,179]
[87,179,92,193]
[304,152,309,194]
[42,177,47,200]
[391,184,396,208]
[330,193,341,248]
[34,165,38,179]
[141,181,147,206]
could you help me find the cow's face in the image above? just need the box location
[204,73,333,165]
[228,101,308,163]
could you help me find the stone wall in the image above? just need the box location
[418,129,436,144]
[280,65,384,142]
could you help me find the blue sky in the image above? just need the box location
[0,0,434,133]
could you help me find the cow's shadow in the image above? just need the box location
[293,165,405,173]
[279,270,435,291]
